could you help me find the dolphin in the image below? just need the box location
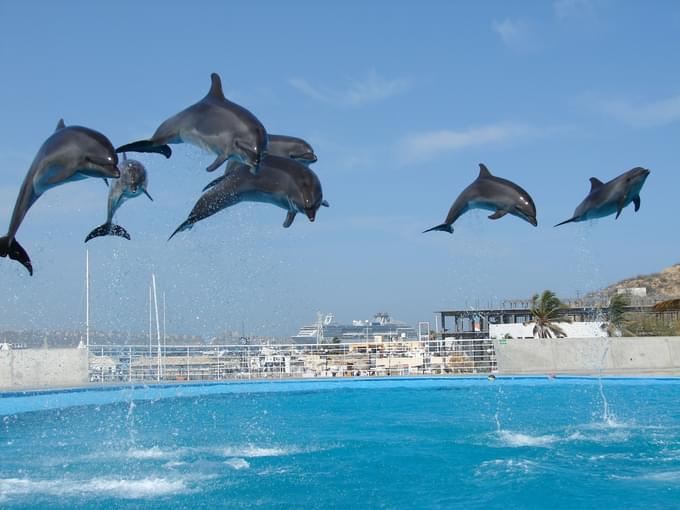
[85,154,153,242]
[267,134,317,165]
[116,72,268,173]
[0,119,120,275]
[201,133,316,192]
[554,167,651,227]
[423,163,538,234]
[169,154,328,239]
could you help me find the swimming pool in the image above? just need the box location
[2,377,680,509]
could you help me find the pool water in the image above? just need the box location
[1,377,680,509]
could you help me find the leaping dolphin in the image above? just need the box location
[169,154,328,239]
[554,167,650,227]
[267,135,317,165]
[116,73,268,173]
[424,163,537,234]
[85,154,153,242]
[0,119,120,275]
[201,133,317,192]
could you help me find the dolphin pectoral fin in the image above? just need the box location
[488,210,508,220]
[423,223,454,234]
[554,217,576,227]
[116,140,172,159]
[202,175,226,192]
[615,197,626,219]
[633,196,641,212]
[168,220,193,241]
[0,236,33,275]
[103,178,109,187]
[283,211,297,228]
[143,189,154,201]
[321,200,330,207]
[206,154,229,172]
[85,223,131,243]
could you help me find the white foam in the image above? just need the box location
[224,458,250,470]
[498,430,558,447]
[474,459,537,477]
[640,470,680,482]
[163,461,187,469]
[0,476,189,500]
[566,429,631,444]
[127,447,176,460]
[218,445,303,458]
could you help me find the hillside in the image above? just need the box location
[601,264,680,297]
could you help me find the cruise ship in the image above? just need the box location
[291,312,418,344]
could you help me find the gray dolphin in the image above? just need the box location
[424,163,538,234]
[0,119,120,275]
[116,72,268,173]
[85,154,153,242]
[554,167,650,227]
[169,154,328,239]
[201,133,316,192]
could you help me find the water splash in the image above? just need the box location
[125,398,137,446]
[596,338,618,426]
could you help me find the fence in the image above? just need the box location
[88,338,496,383]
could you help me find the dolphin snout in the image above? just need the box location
[529,217,538,227]
[305,209,316,222]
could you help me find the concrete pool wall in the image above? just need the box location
[2,337,680,390]
[0,348,88,389]
[493,336,680,375]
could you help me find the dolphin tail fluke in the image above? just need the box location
[553,217,577,227]
[422,224,454,234]
[84,223,131,243]
[168,220,193,241]
[116,140,172,159]
[0,236,33,275]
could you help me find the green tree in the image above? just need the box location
[529,290,571,338]
[605,293,631,336]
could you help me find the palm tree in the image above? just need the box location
[529,290,571,338]
[605,293,631,336]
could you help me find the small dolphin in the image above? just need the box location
[424,164,538,234]
[0,119,120,275]
[169,155,328,239]
[267,134,317,165]
[201,133,316,192]
[554,167,651,227]
[85,154,153,242]
[116,72,268,173]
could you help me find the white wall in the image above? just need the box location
[0,348,88,390]
[493,336,680,375]
[490,321,607,339]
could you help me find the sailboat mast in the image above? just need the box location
[163,291,167,352]
[152,274,162,381]
[148,285,152,356]
[85,249,90,349]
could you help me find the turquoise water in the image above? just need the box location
[2,377,680,509]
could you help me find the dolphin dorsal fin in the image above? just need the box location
[55,119,66,131]
[208,73,225,100]
[478,163,492,178]
[589,177,605,191]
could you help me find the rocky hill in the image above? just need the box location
[601,263,680,298]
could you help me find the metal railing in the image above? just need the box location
[87,338,496,383]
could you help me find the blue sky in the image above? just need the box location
[0,1,679,338]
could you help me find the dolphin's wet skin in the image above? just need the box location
[0,71,652,276]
